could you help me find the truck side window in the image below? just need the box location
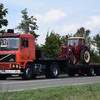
[21,38,28,47]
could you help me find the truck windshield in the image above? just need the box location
[68,39,78,46]
[0,38,19,50]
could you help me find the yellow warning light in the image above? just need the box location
[12,64,15,68]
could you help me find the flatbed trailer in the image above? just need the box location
[32,56,100,79]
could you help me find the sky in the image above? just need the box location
[1,0,100,45]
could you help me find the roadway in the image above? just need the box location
[0,75,100,92]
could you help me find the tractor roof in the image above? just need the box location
[68,37,85,40]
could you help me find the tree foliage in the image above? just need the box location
[42,31,62,57]
[74,27,91,46]
[93,33,100,55]
[16,8,39,39]
[0,3,8,33]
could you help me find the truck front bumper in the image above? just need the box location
[0,70,23,74]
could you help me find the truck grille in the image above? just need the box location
[0,54,16,62]
[0,64,10,70]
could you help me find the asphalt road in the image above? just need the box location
[0,75,100,92]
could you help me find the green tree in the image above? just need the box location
[61,34,72,45]
[0,3,8,33]
[74,27,90,38]
[42,31,62,57]
[74,27,91,46]
[93,33,100,55]
[16,8,39,39]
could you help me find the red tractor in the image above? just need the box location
[61,37,91,64]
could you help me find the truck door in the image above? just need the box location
[21,38,30,61]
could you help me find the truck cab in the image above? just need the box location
[0,31,35,79]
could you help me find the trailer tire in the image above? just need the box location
[80,48,90,64]
[22,64,34,80]
[45,62,59,78]
[95,68,100,76]
[87,67,95,76]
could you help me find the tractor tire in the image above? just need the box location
[70,55,77,64]
[45,62,59,78]
[80,48,90,64]
[22,64,34,80]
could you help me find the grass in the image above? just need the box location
[0,83,100,100]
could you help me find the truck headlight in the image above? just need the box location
[12,64,19,69]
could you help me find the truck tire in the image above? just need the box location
[87,67,95,76]
[80,48,90,64]
[22,64,34,80]
[45,62,59,78]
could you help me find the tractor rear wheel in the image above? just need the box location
[80,48,90,64]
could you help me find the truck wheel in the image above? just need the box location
[87,67,95,76]
[80,48,90,64]
[45,62,59,78]
[22,64,33,80]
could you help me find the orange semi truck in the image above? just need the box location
[0,29,100,80]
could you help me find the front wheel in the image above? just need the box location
[22,64,34,80]
[70,55,77,64]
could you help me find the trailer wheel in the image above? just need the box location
[22,64,34,80]
[95,68,100,76]
[80,48,90,64]
[87,67,95,76]
[45,62,59,78]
